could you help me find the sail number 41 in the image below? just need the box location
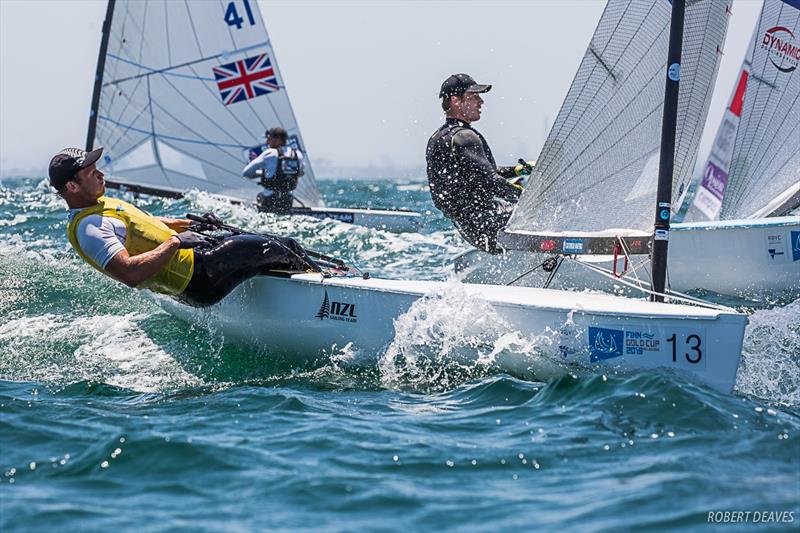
[225,0,256,29]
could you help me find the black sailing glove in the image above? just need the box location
[175,231,211,249]
[200,211,223,226]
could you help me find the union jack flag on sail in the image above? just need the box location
[213,53,279,106]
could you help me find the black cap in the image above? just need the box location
[265,127,288,142]
[439,73,492,99]
[48,147,104,189]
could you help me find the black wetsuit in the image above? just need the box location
[181,234,314,306]
[426,118,521,254]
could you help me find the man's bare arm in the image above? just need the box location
[105,236,181,287]
[158,217,191,231]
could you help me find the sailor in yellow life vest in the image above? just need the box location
[49,147,316,306]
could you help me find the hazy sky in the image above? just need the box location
[0,0,761,176]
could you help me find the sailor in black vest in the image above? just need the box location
[426,74,534,254]
[243,127,305,214]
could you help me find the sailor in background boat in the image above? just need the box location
[50,147,317,307]
[242,127,305,214]
[426,73,534,254]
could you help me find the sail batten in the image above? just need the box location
[90,0,324,206]
[501,0,730,244]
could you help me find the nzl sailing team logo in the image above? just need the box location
[761,26,800,73]
[315,291,358,323]
[214,53,280,106]
[588,327,623,362]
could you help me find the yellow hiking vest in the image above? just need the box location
[66,196,194,295]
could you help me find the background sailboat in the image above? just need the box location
[87,0,420,232]
[678,0,800,221]
[456,0,799,303]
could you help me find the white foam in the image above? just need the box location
[735,298,800,406]
[378,282,567,391]
[0,313,202,393]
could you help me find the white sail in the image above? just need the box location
[89,0,323,207]
[675,31,754,222]
[501,0,730,242]
[716,0,800,219]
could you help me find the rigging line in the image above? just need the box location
[100,115,258,183]
[148,104,242,170]
[103,42,271,86]
[568,257,735,312]
[98,115,248,150]
[537,7,667,181]
[542,256,563,289]
[542,0,659,171]
[503,256,556,286]
[155,68,251,147]
[148,99,246,163]
[183,0,205,58]
[103,74,151,151]
[105,92,151,153]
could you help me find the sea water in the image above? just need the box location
[1,177,798,532]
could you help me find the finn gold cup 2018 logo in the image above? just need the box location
[761,26,800,73]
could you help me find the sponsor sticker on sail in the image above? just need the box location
[761,25,800,73]
[693,161,730,219]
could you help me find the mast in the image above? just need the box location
[85,0,116,151]
[651,0,685,303]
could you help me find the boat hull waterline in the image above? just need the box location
[158,274,747,393]
[456,217,800,300]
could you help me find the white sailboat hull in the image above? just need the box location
[456,217,800,301]
[290,206,421,232]
[158,273,747,393]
